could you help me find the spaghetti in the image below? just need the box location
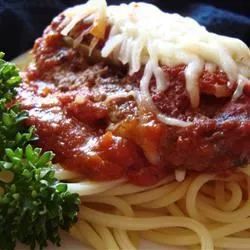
[57,165,250,250]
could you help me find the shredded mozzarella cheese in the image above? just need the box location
[61,0,250,127]
[232,75,249,101]
[104,91,136,103]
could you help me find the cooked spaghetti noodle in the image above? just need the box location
[56,164,250,250]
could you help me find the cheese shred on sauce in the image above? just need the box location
[61,0,250,127]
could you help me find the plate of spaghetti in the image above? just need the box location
[2,0,250,250]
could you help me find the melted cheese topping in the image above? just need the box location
[104,90,136,103]
[61,0,250,127]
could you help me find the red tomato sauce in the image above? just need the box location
[17,14,250,186]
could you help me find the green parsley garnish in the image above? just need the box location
[0,53,80,250]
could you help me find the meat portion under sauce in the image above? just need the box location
[17,14,250,186]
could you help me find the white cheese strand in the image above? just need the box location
[118,38,130,64]
[104,91,136,104]
[147,41,169,93]
[185,58,204,108]
[139,60,155,112]
[232,75,249,101]
[130,38,144,75]
[140,61,192,127]
[101,34,124,57]
[205,63,216,73]
[157,113,192,127]
[153,63,168,93]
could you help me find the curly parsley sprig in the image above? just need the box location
[0,53,80,250]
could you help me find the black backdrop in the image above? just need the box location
[0,0,249,60]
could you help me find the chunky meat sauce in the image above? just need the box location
[17,15,250,186]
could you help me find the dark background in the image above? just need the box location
[0,0,249,60]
